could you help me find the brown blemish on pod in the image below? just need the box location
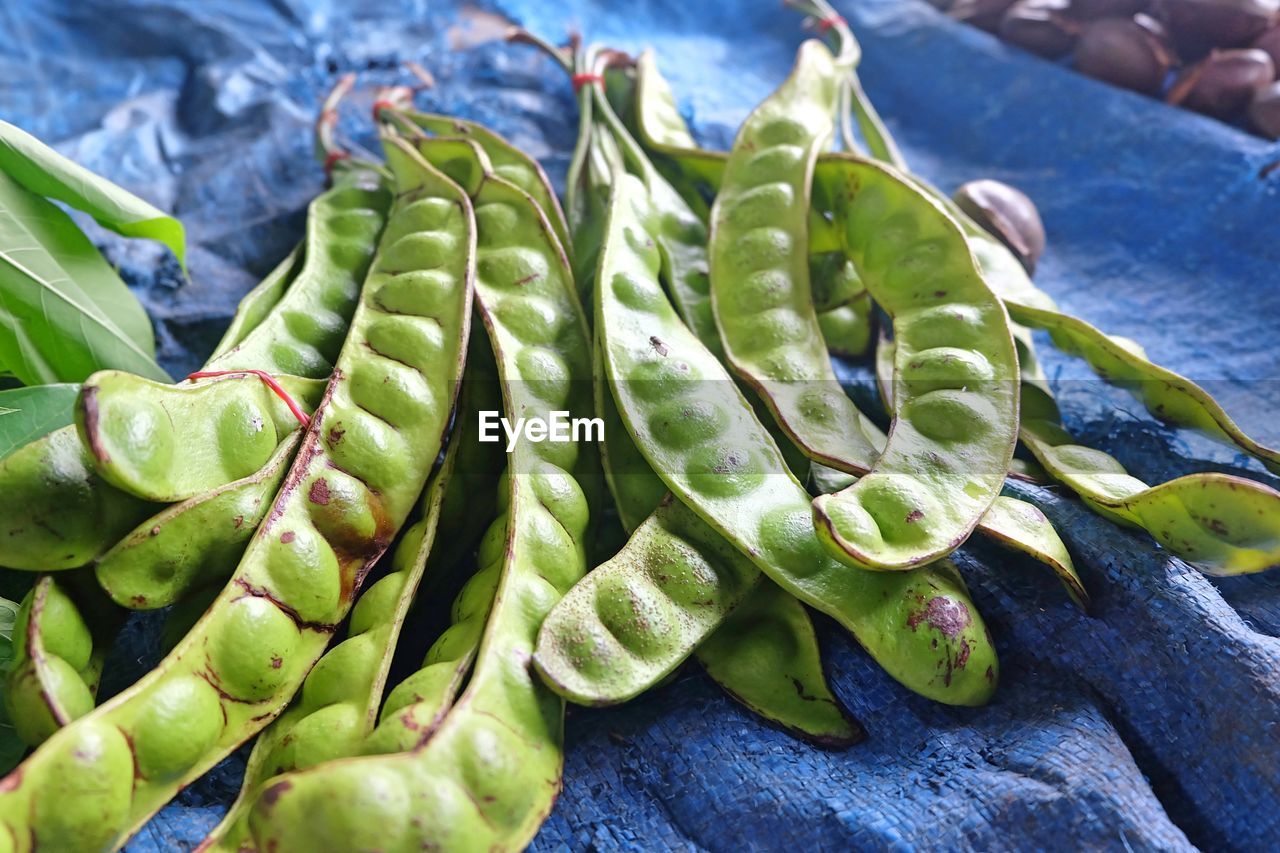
[79,386,111,463]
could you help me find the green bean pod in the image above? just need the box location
[0,136,474,852]
[811,154,1020,571]
[1021,420,1280,575]
[392,110,572,260]
[0,175,385,571]
[205,423,463,851]
[208,168,390,378]
[871,337,1087,605]
[708,41,883,476]
[626,52,1070,587]
[94,432,302,610]
[0,426,154,571]
[1005,301,1280,474]
[961,202,1280,576]
[555,65,858,737]
[3,574,122,747]
[76,372,323,503]
[593,174,996,705]
[536,497,762,704]
[243,136,594,853]
[694,580,864,747]
[206,244,302,361]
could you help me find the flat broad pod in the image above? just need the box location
[243,128,594,853]
[0,134,474,852]
[708,40,884,477]
[1021,419,1280,575]
[811,154,1020,572]
[204,408,464,851]
[207,166,391,379]
[551,64,859,740]
[95,432,302,610]
[3,573,122,747]
[595,174,996,705]
[1005,300,1280,475]
[75,372,324,503]
[0,425,154,571]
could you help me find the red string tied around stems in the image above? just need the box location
[186,370,312,428]
[323,150,350,176]
[571,72,604,92]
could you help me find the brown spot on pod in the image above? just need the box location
[79,385,111,463]
[907,595,973,639]
[233,515,245,529]
[271,656,283,669]
[327,425,346,446]
[280,531,296,544]
[906,509,925,523]
[309,479,332,506]
[260,779,292,807]
[150,526,161,536]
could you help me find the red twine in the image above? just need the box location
[323,150,350,175]
[817,14,846,31]
[571,73,604,92]
[186,370,312,428]
[371,99,399,119]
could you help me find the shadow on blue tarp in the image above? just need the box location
[2,0,1277,849]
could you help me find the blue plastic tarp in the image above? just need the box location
[2,0,1278,849]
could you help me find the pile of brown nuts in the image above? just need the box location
[938,0,1280,138]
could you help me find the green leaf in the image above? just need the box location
[0,170,171,385]
[0,120,185,264]
[0,594,22,773]
[0,384,79,460]
[1,165,156,358]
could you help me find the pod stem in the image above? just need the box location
[315,73,390,181]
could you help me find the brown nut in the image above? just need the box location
[953,179,1047,275]
[1001,0,1082,57]
[1167,47,1275,117]
[1075,14,1178,95]
[1248,79,1280,135]
[1252,24,1280,66]
[1157,0,1280,58]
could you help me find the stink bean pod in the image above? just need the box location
[3,574,122,747]
[1020,420,1280,575]
[593,174,996,705]
[205,415,464,851]
[391,109,572,261]
[0,426,154,571]
[708,40,884,477]
[810,153,1020,571]
[694,579,864,747]
[243,131,594,853]
[1005,301,1280,474]
[950,187,1280,576]
[76,372,325,503]
[206,167,391,379]
[0,175,387,572]
[0,134,474,852]
[94,432,302,610]
[872,336,1087,605]
[550,66,857,738]
[206,244,302,362]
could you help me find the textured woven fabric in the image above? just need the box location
[2,0,1277,849]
